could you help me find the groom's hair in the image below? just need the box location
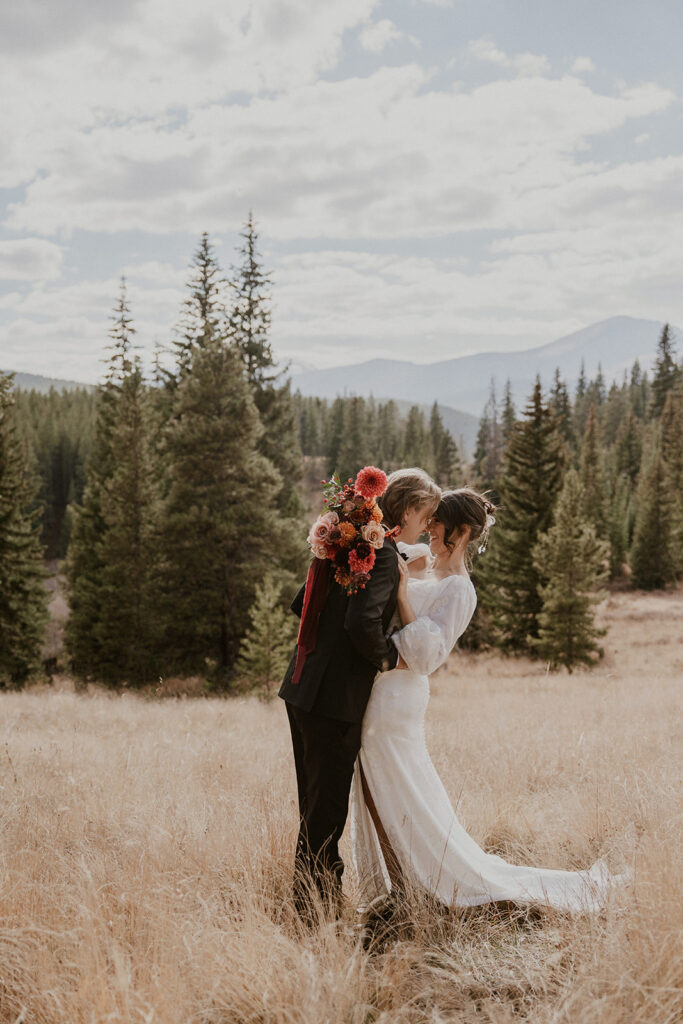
[379,468,441,529]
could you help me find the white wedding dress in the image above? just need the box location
[349,544,626,912]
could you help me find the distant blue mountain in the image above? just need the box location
[3,370,96,394]
[290,316,676,416]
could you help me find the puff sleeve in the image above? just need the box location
[391,577,476,676]
[397,541,434,566]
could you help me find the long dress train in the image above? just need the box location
[350,552,628,913]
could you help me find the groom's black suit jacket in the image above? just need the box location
[278,537,401,723]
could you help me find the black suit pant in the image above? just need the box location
[285,701,363,918]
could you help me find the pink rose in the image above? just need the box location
[361,521,385,549]
[308,510,341,551]
[311,542,328,560]
[308,516,331,546]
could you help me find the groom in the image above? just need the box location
[279,467,441,920]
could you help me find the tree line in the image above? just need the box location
[13,386,96,559]
[468,325,682,668]
[293,393,462,487]
[1,216,307,688]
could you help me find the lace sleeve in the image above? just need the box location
[391,577,476,676]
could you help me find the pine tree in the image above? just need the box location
[298,401,320,455]
[403,405,430,469]
[629,360,649,420]
[377,400,402,469]
[579,405,608,540]
[325,398,346,476]
[154,334,282,680]
[0,372,48,685]
[65,279,155,684]
[172,233,229,381]
[614,408,642,484]
[576,361,587,400]
[95,358,154,684]
[429,401,444,454]
[473,380,503,490]
[473,406,491,480]
[550,369,574,449]
[14,385,96,560]
[659,388,683,576]
[607,471,633,579]
[337,396,369,481]
[435,430,461,487]
[501,379,517,442]
[482,380,565,652]
[650,324,680,418]
[586,363,606,408]
[429,402,461,485]
[229,214,304,522]
[65,287,129,677]
[602,380,629,447]
[573,360,591,440]
[235,576,297,699]
[229,211,275,389]
[630,448,674,589]
[531,469,608,671]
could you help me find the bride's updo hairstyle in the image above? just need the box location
[378,467,441,529]
[434,487,497,555]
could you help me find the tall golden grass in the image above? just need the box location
[1,587,681,1023]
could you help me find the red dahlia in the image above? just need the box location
[354,465,388,500]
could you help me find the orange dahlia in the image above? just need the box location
[338,522,357,547]
[354,465,388,500]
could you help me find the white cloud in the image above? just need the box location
[635,132,650,144]
[2,6,682,377]
[0,0,381,189]
[4,65,675,242]
[359,19,402,53]
[468,37,550,76]
[0,270,185,382]
[468,37,508,66]
[0,316,110,380]
[571,56,596,73]
[0,238,64,280]
[269,223,683,368]
[514,53,551,76]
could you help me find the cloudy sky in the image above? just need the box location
[1,0,682,382]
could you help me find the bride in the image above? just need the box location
[350,487,627,913]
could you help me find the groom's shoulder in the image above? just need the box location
[382,535,400,556]
[376,536,400,573]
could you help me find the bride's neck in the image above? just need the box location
[433,549,467,577]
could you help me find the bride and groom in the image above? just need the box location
[279,468,625,924]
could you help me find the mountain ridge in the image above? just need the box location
[290,315,677,415]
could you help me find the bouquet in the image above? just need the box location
[307,466,389,595]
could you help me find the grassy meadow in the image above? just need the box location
[0,586,681,1023]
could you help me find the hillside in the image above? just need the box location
[290,315,677,415]
[3,370,96,393]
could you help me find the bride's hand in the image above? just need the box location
[397,555,410,596]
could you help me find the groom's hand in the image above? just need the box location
[395,655,409,670]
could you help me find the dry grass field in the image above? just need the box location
[1,587,681,1024]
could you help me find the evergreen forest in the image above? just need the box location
[2,218,682,690]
